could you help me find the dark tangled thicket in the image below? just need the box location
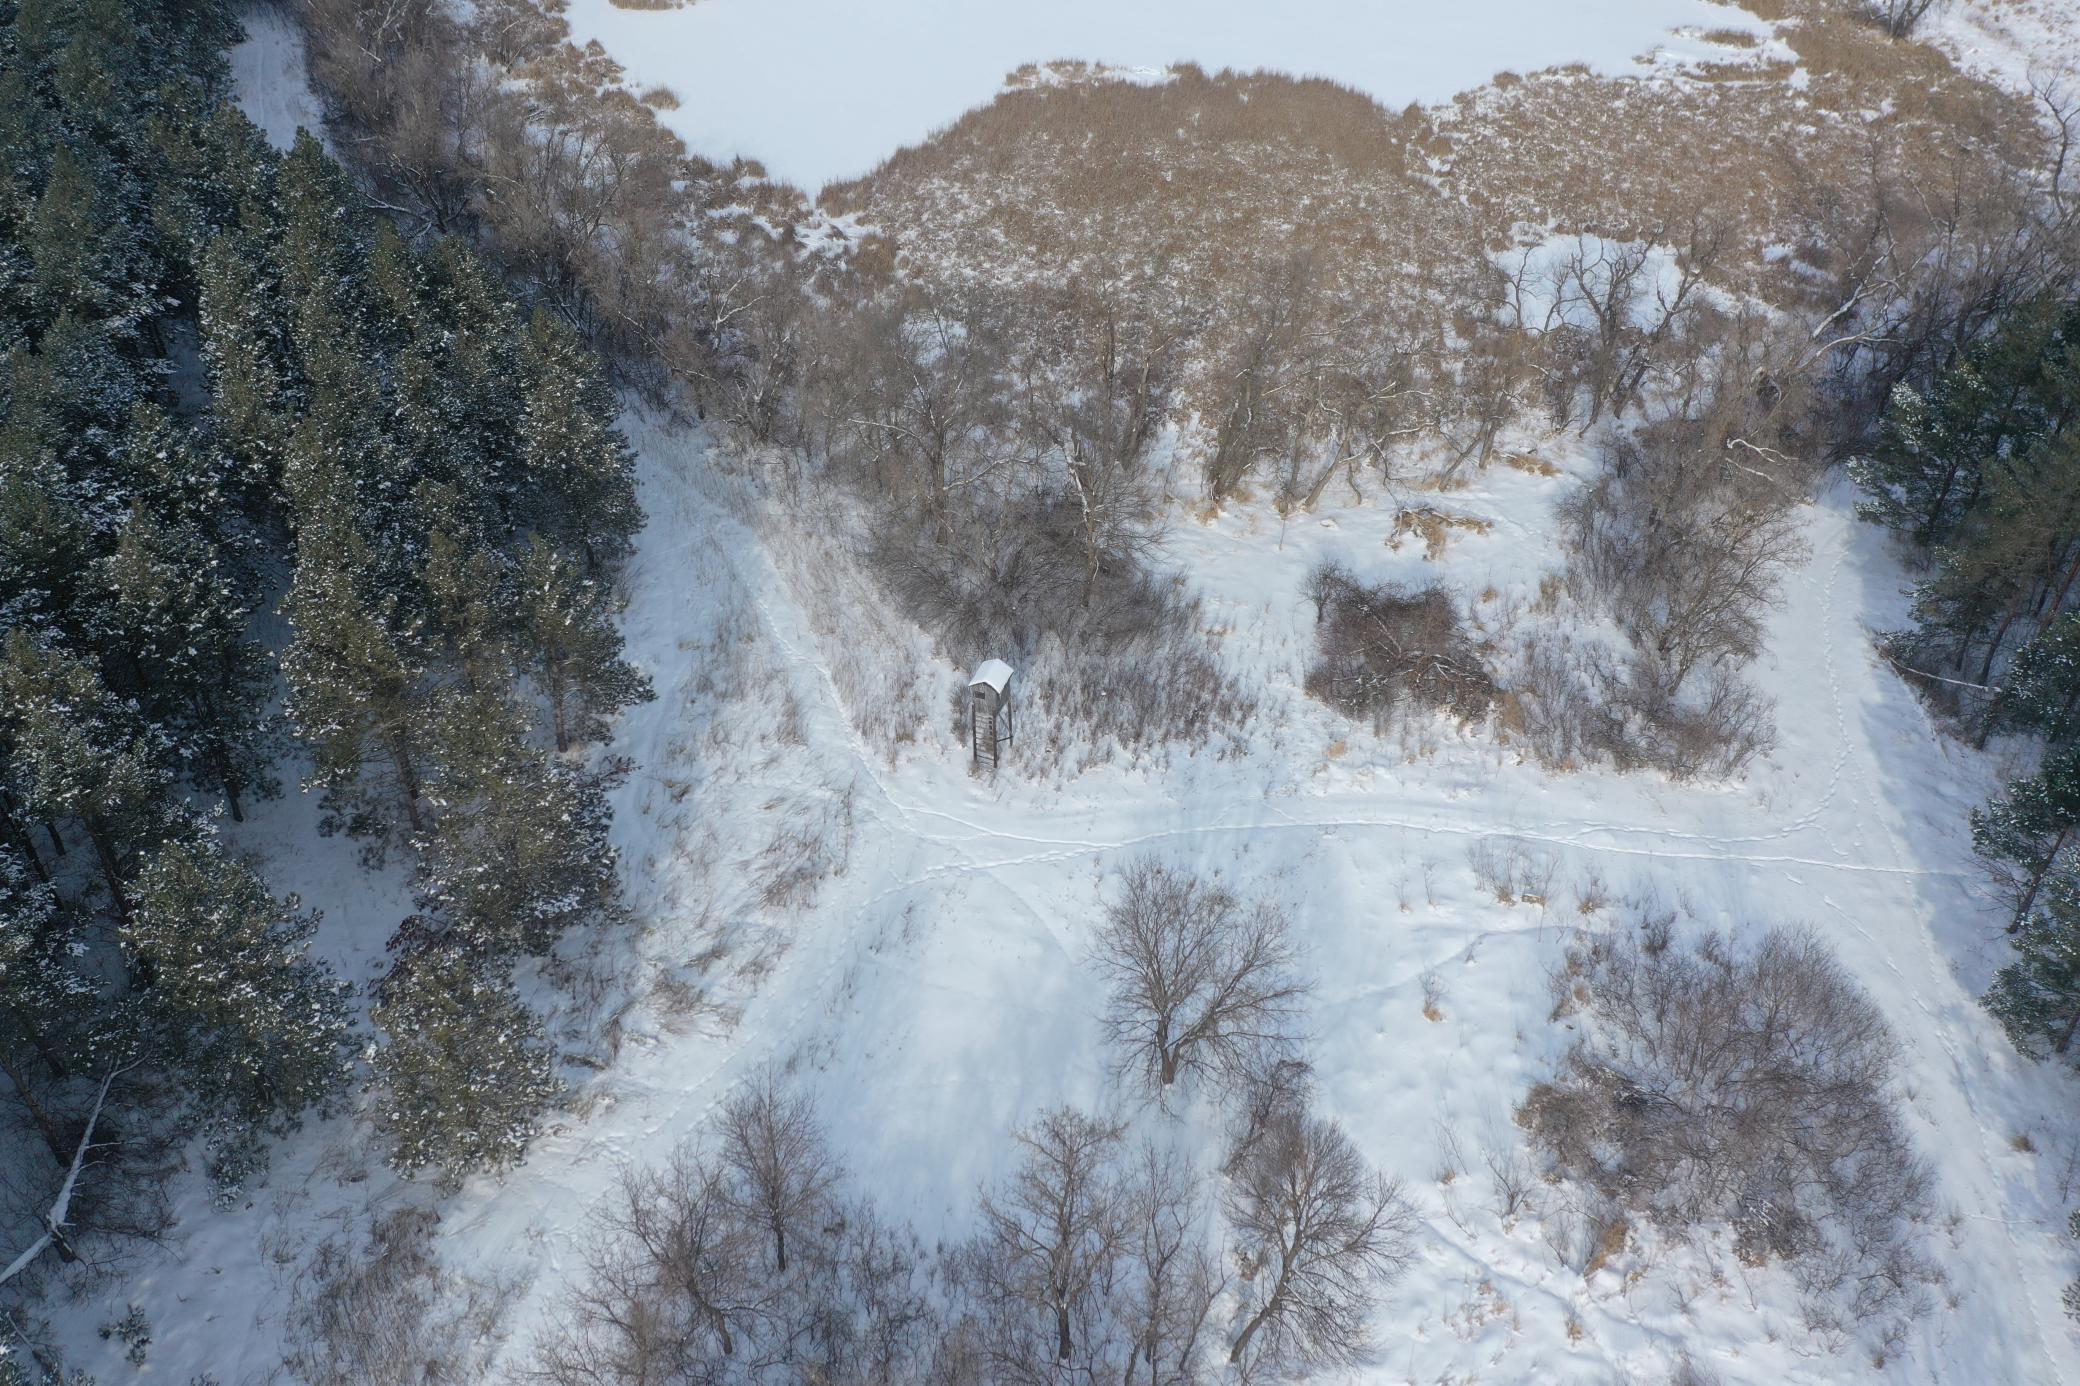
[1303,569,1496,730]
[1522,909,1937,1347]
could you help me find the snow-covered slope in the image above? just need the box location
[561,0,1765,192]
[413,416,2073,1384]
[55,6,2066,1383]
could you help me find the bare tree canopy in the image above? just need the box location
[1222,1109,1419,1374]
[1093,860,1310,1092]
[718,1072,842,1275]
[968,1107,1128,1374]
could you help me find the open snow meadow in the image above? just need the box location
[14,0,2080,1382]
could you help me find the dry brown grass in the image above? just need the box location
[606,0,685,9]
[1391,505,1494,560]
[824,4,2041,391]
[638,84,681,109]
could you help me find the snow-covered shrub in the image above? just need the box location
[1466,835,1557,905]
[1508,629,1776,779]
[536,1111,941,1383]
[1521,910,1939,1350]
[1304,577,1495,732]
[874,496,1254,775]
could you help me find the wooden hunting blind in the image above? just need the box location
[968,659,1015,770]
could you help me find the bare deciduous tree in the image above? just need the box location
[1868,0,1942,40]
[1302,558,1353,624]
[968,1107,1128,1374]
[1565,425,1808,702]
[717,1073,842,1275]
[1093,860,1309,1092]
[1118,1143,1221,1386]
[1222,1110,1419,1373]
[538,1149,766,1381]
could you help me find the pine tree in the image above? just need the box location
[121,838,350,1132]
[516,308,641,574]
[1986,872,2080,1061]
[1991,610,2080,745]
[23,143,156,332]
[0,443,93,643]
[1853,298,2076,546]
[420,527,509,695]
[91,502,273,819]
[279,426,430,848]
[0,844,100,1165]
[0,631,174,916]
[415,685,621,958]
[198,234,297,486]
[371,933,558,1188]
[1971,744,2080,930]
[515,533,653,752]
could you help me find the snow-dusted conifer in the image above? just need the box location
[121,838,350,1131]
[1971,745,2080,929]
[371,932,559,1188]
[91,502,274,819]
[414,685,621,958]
[515,533,653,752]
[517,308,641,574]
[279,436,429,846]
[1987,873,2080,1063]
[0,631,174,914]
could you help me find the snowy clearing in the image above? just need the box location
[37,5,2076,1383]
[562,0,1766,191]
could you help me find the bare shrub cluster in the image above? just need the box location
[1304,569,1496,733]
[779,283,1257,771]
[1520,910,1939,1349]
[1548,398,1811,777]
[285,1208,512,1386]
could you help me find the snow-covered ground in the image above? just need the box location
[226,6,325,153]
[561,0,1767,192]
[43,6,2067,1383]
[63,399,2080,1380]
[1930,0,2080,97]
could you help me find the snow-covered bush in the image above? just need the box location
[1522,910,1939,1349]
[285,1208,510,1386]
[1304,576,1496,732]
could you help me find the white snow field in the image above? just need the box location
[561,0,1765,192]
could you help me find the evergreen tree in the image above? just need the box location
[1986,872,2080,1061]
[1853,299,2079,546]
[515,533,652,752]
[90,502,273,818]
[1991,610,2080,745]
[516,308,641,573]
[0,844,99,1165]
[1971,744,2080,930]
[420,527,509,695]
[198,233,297,486]
[414,686,621,958]
[121,839,350,1132]
[371,932,558,1188]
[279,434,429,847]
[0,632,174,916]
